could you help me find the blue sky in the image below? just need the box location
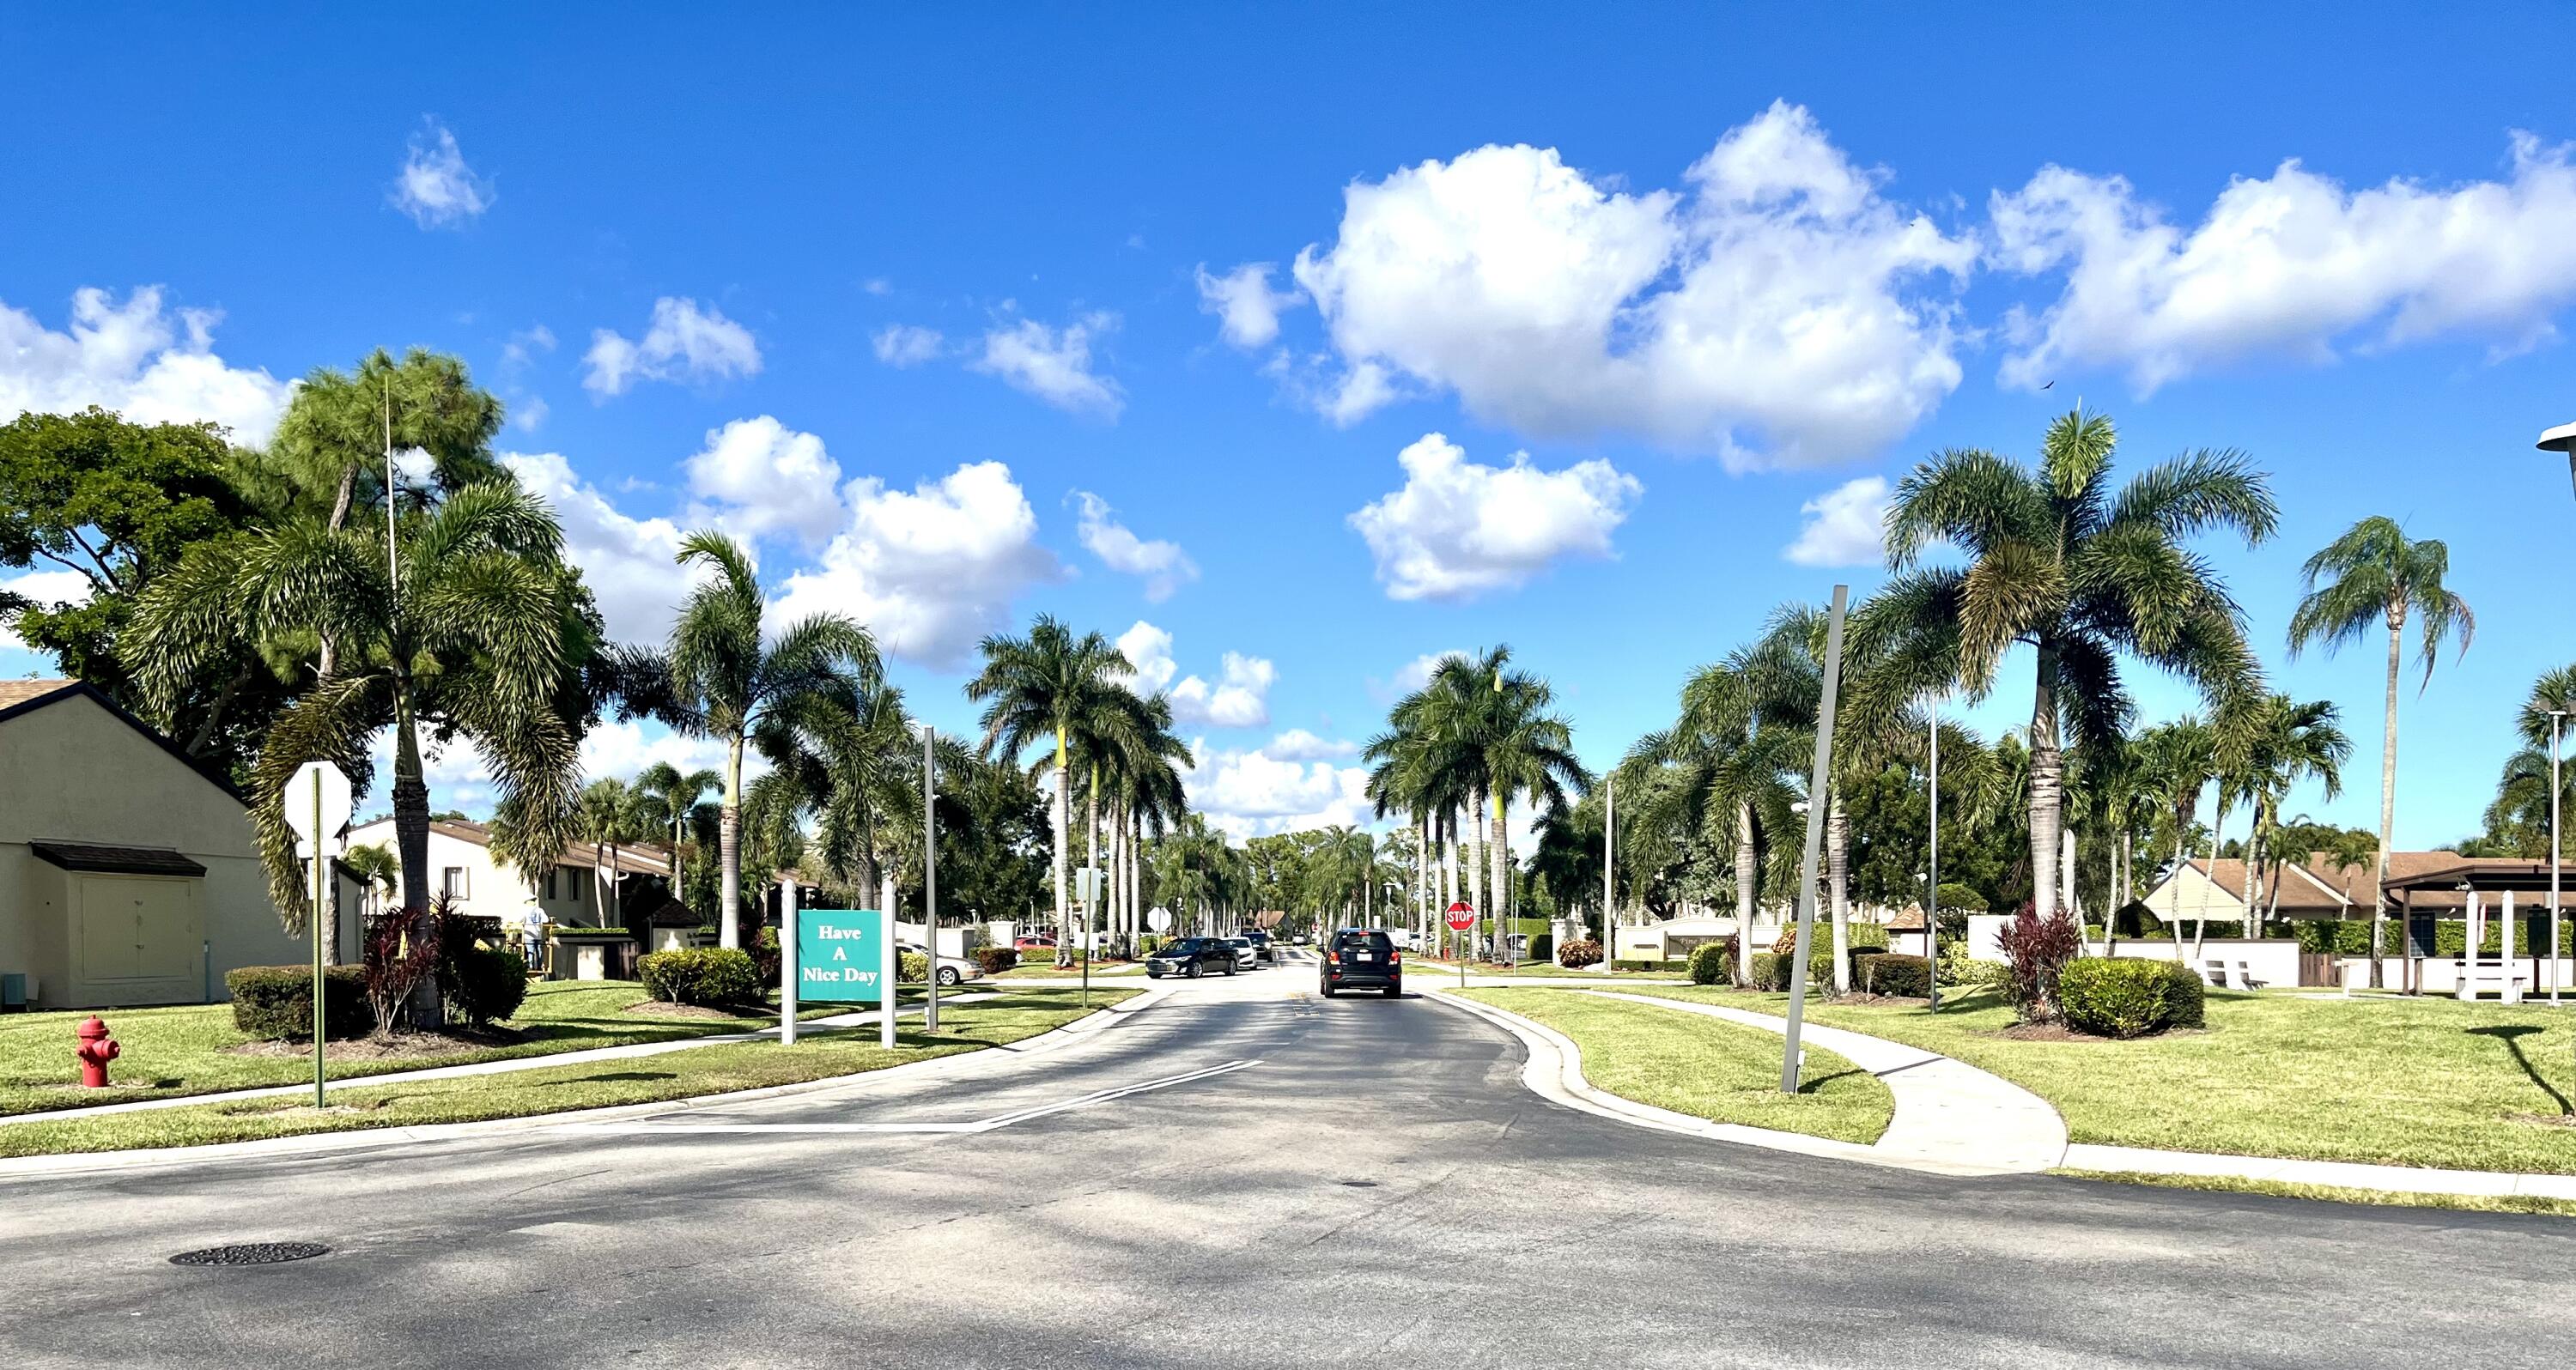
[4,3,2573,846]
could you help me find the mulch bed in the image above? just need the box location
[619,1001,749,1020]
[1826,992,1929,1008]
[1993,1021,2206,1043]
[223,1027,529,1061]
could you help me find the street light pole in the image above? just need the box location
[2539,421,2576,499]
[1927,691,1941,1011]
[1781,585,1849,1094]
[1603,773,1615,972]
[923,722,939,1033]
[2553,710,2565,1006]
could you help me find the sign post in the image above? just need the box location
[283,761,352,1108]
[1445,901,1476,989]
[781,875,800,1046]
[795,908,896,1049]
[922,723,939,1034]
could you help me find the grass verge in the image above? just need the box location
[0,979,914,1118]
[1607,984,2576,1175]
[2057,1168,2576,1220]
[0,989,1132,1158]
[1464,987,1891,1145]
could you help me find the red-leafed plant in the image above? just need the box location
[363,894,446,1036]
[1996,904,2081,1023]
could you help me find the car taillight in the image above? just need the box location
[1389,952,1401,966]
[1326,952,1339,965]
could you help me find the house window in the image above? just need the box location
[543,868,557,900]
[442,866,469,900]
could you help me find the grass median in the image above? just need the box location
[1463,988,1891,1145]
[0,979,870,1118]
[0,988,1133,1158]
[1607,983,2576,1175]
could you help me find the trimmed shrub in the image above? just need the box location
[1937,943,2004,991]
[1859,953,1930,998]
[1557,938,1604,969]
[973,945,1020,974]
[445,948,530,1027]
[1934,882,1987,914]
[228,965,374,1041]
[1686,942,1729,985]
[2059,958,2206,1039]
[639,947,759,1006]
[898,950,931,984]
[1527,933,1554,963]
[1996,907,2082,1023]
[1749,953,1795,991]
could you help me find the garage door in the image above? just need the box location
[79,876,202,985]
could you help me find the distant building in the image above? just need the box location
[342,815,670,930]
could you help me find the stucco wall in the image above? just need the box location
[0,692,301,1008]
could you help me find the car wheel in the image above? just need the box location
[1321,984,1336,997]
[1384,983,1401,998]
[1189,962,1203,979]
[1225,963,1238,976]
[938,967,961,987]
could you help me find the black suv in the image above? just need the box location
[1146,937,1238,979]
[1321,929,1400,997]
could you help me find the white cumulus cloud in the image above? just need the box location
[771,461,1060,669]
[973,313,1122,417]
[391,120,493,229]
[1111,621,1272,729]
[1,568,94,651]
[583,297,762,397]
[1348,433,1640,601]
[501,452,696,643]
[1180,738,1376,840]
[1195,262,1305,349]
[1268,729,1358,761]
[1289,101,1973,467]
[0,288,292,443]
[684,415,844,545]
[1992,132,2576,391]
[1782,475,1891,567]
[872,324,945,367]
[1072,491,1197,601]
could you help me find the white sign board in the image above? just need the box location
[1146,905,1172,933]
[284,761,354,858]
[1074,866,1103,904]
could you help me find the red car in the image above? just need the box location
[1012,936,1059,951]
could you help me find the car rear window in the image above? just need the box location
[1334,932,1394,955]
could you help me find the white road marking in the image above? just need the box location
[549,1059,1264,1138]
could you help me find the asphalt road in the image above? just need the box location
[3,966,2571,1369]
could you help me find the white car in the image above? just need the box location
[1223,936,1258,971]
[898,942,987,987]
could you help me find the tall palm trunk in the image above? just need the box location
[2028,645,2066,923]
[1492,790,1510,967]
[1085,764,1100,958]
[392,682,442,1030]
[2192,803,2226,960]
[1469,794,1487,958]
[1052,726,1070,967]
[1735,801,1758,982]
[719,734,744,949]
[2063,827,2084,948]
[1827,786,1850,992]
[2370,603,2404,985]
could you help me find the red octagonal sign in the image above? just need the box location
[1444,901,1477,931]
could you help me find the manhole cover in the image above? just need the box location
[1337,1179,1380,1188]
[169,1242,331,1267]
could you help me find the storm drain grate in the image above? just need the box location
[1337,1179,1380,1188]
[169,1242,331,1267]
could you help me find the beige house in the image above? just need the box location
[0,680,309,1009]
[342,815,670,930]
[2137,851,2476,927]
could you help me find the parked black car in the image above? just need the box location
[1243,930,1274,962]
[1146,937,1239,979]
[1321,928,1400,997]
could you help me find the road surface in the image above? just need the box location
[2,967,2567,1368]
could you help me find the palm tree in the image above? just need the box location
[130,480,594,1028]
[578,776,652,929]
[2133,716,2215,956]
[754,672,920,906]
[613,531,878,949]
[968,616,1130,962]
[2286,516,2473,979]
[2234,694,2352,932]
[1874,407,2276,925]
[633,761,721,890]
[343,842,399,925]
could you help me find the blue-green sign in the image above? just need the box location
[797,908,888,1003]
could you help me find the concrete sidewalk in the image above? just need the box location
[0,993,999,1127]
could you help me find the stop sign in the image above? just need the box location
[1444,901,1476,932]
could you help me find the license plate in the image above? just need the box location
[1355,953,1376,962]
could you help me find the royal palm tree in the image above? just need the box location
[633,761,722,890]
[1400,648,1588,964]
[2235,694,2352,931]
[2133,715,2215,955]
[130,480,596,1028]
[611,531,878,949]
[968,616,1131,962]
[578,776,653,929]
[2286,516,2473,979]
[1873,407,2276,924]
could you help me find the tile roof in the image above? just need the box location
[29,841,209,877]
[0,678,77,709]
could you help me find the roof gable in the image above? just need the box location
[0,679,246,805]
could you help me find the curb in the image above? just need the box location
[0,985,1173,1181]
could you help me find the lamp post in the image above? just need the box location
[2539,422,2576,498]
[1927,690,1941,1011]
[2553,710,2565,1006]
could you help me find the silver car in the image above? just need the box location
[1223,936,1258,971]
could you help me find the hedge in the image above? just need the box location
[2058,958,2206,1039]
[444,947,529,1027]
[972,945,1020,973]
[897,950,930,984]
[1748,953,1795,992]
[1686,942,1730,985]
[1527,933,1555,963]
[228,965,374,1041]
[639,947,759,1005]
[1858,953,1930,998]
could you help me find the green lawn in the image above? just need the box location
[0,979,880,1118]
[1609,984,2576,1175]
[0,989,1131,1157]
[2057,1169,2576,1220]
[1464,988,1891,1145]
[1413,958,1687,981]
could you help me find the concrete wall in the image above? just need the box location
[2099,938,2304,988]
[0,692,301,1008]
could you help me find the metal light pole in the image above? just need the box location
[2539,422,2576,499]
[780,871,800,1046]
[2554,710,2565,1006]
[1781,585,1849,1094]
[1927,691,1941,1011]
[923,722,939,1033]
[1603,773,1615,972]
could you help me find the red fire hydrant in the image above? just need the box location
[75,1016,118,1088]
